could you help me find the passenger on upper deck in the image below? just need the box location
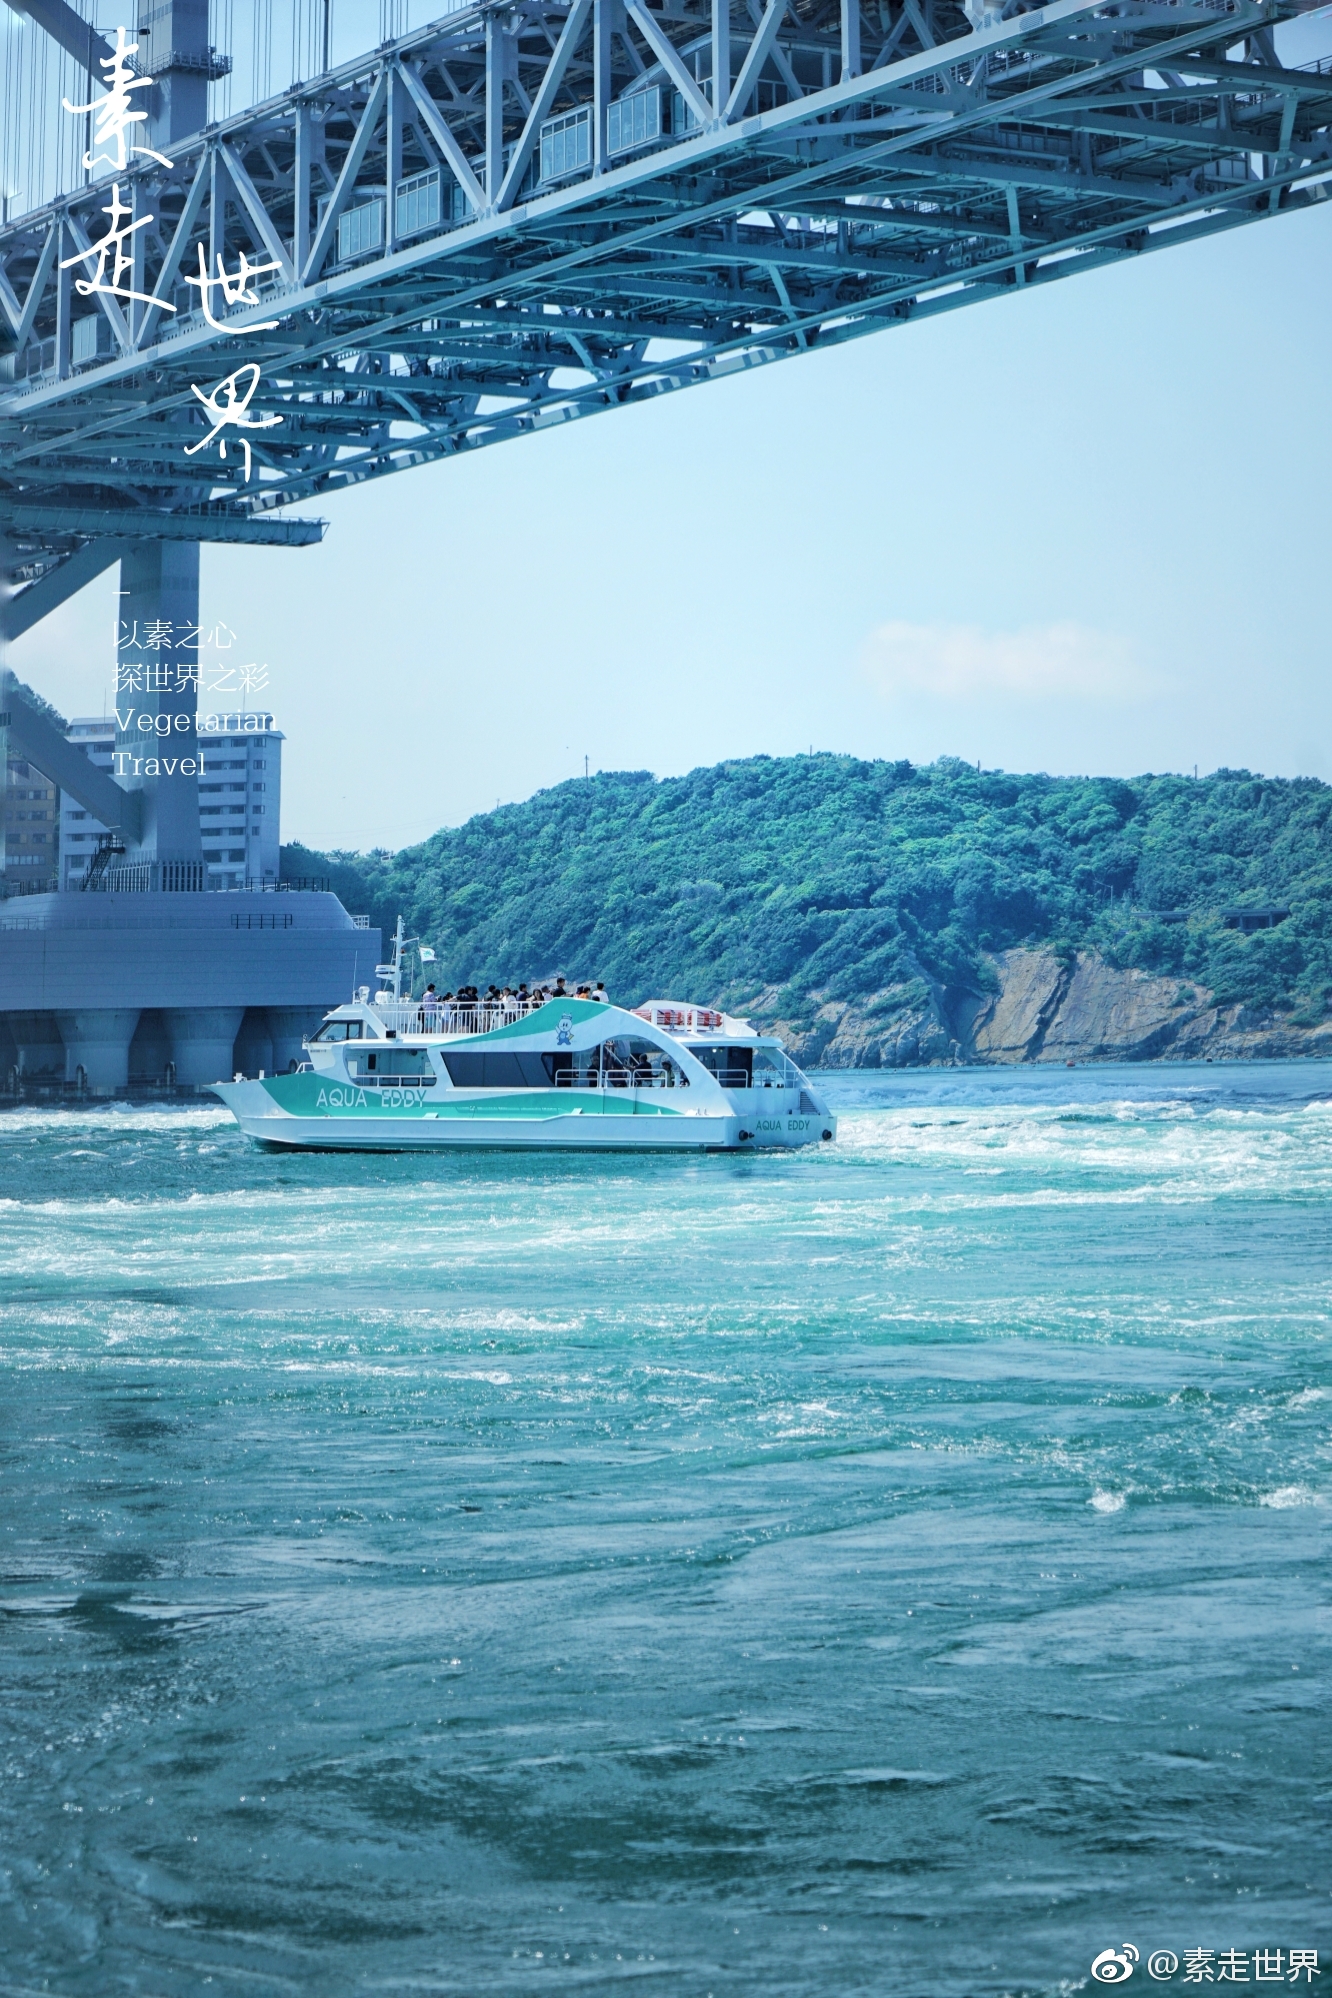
[593,982,608,1004]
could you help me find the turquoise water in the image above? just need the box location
[0,1063,1327,1995]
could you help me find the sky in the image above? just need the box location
[9,16,1332,853]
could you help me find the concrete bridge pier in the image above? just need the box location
[56,1010,142,1095]
[108,5,214,881]
[116,542,204,875]
[1,896,378,1095]
[163,1008,246,1087]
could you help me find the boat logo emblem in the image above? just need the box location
[555,1013,575,1047]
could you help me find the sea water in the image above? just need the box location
[0,1062,1327,1996]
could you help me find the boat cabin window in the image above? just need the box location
[442,1050,554,1088]
[593,1037,680,1087]
[312,1019,364,1042]
[545,1037,687,1088]
[689,1043,753,1087]
[442,1039,686,1089]
[349,1047,432,1079]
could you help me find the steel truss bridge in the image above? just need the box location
[2,0,1331,619]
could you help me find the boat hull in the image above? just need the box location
[209,1076,834,1152]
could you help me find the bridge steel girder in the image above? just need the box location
[1,0,1330,577]
[1,505,327,545]
[0,536,125,642]
[0,675,144,838]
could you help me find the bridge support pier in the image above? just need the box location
[163,1008,246,1087]
[116,542,204,875]
[56,1010,142,1095]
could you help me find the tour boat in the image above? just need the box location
[209,925,836,1153]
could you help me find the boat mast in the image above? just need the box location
[373,915,408,1002]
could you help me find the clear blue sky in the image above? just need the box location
[13,13,1332,853]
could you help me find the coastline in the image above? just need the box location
[761,947,1332,1069]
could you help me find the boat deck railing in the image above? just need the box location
[557,1066,797,1092]
[756,1053,804,1090]
[554,1067,686,1090]
[360,1004,800,1088]
[370,1000,538,1035]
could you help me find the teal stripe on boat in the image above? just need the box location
[256,1074,682,1119]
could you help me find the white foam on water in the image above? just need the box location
[1089,1490,1127,1513]
[831,1098,1332,1207]
[0,1105,232,1134]
[1258,1485,1319,1508]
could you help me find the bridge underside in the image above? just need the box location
[1,0,1330,594]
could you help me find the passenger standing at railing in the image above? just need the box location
[422,984,438,1029]
[593,982,608,1004]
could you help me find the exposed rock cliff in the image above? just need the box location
[760,950,1332,1068]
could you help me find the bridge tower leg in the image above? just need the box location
[116,541,203,878]
[145,0,213,151]
[115,0,216,884]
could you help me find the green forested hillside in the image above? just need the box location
[284,756,1332,1023]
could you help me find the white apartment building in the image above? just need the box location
[3,747,59,891]
[61,721,283,888]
